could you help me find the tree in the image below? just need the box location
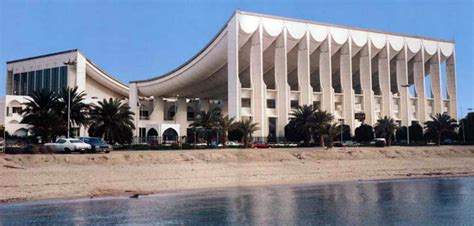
[216,115,238,147]
[409,122,424,143]
[355,124,374,143]
[21,89,64,142]
[396,126,408,143]
[237,118,259,148]
[88,98,135,145]
[190,110,220,146]
[289,105,317,145]
[375,116,397,146]
[324,123,340,148]
[459,112,474,143]
[58,87,90,136]
[284,120,304,143]
[424,113,458,146]
[313,110,334,147]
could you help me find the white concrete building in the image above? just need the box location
[129,11,457,142]
[4,49,129,136]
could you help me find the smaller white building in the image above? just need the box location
[4,49,129,137]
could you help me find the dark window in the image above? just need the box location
[291,100,299,109]
[267,99,276,109]
[28,71,35,95]
[242,98,251,108]
[13,74,20,95]
[20,72,27,95]
[44,69,51,91]
[51,67,59,92]
[35,70,43,92]
[12,107,22,114]
[139,110,149,120]
[60,66,68,90]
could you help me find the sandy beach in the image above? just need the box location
[1,146,474,203]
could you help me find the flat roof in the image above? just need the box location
[6,49,79,64]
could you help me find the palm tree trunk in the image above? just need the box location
[222,131,228,148]
[320,135,325,147]
[437,133,441,146]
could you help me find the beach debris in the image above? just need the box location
[130,194,140,199]
[3,165,25,170]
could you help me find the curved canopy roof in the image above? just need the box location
[132,11,455,99]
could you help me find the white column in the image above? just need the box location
[75,53,87,93]
[359,43,374,125]
[227,16,240,120]
[430,50,443,114]
[176,98,187,136]
[275,30,289,138]
[199,99,210,112]
[379,45,392,119]
[297,32,312,105]
[129,83,139,137]
[151,97,164,122]
[397,45,410,126]
[413,49,426,123]
[250,25,266,138]
[340,40,354,130]
[319,37,334,113]
[446,54,457,118]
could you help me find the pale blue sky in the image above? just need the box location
[1,0,473,117]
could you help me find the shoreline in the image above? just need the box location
[1,146,474,203]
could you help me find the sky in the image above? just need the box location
[1,0,473,118]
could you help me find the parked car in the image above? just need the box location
[45,138,91,153]
[250,142,271,149]
[374,138,386,147]
[79,137,113,153]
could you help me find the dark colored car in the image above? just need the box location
[79,137,113,153]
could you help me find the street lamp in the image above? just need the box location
[400,84,411,145]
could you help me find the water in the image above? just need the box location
[1,177,473,225]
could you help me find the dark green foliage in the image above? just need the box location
[424,113,458,146]
[375,116,398,146]
[409,122,424,143]
[459,112,474,143]
[88,98,135,145]
[355,124,374,143]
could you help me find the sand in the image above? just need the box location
[1,146,474,203]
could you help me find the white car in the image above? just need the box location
[45,138,91,154]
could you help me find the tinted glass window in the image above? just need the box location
[35,70,43,92]
[13,74,20,95]
[52,67,59,92]
[60,66,68,90]
[44,69,51,91]
[20,72,27,95]
[56,139,66,143]
[70,140,83,143]
[28,71,35,95]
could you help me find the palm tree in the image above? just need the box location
[313,110,334,147]
[237,118,259,148]
[21,89,63,142]
[424,113,458,146]
[88,98,135,145]
[216,115,238,147]
[325,123,340,148]
[289,105,317,145]
[375,116,398,146]
[58,87,91,136]
[190,110,220,146]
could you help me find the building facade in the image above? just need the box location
[129,11,457,142]
[4,49,129,137]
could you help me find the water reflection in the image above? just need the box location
[1,177,473,225]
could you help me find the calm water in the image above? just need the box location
[1,177,474,225]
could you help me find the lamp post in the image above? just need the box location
[401,84,411,145]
